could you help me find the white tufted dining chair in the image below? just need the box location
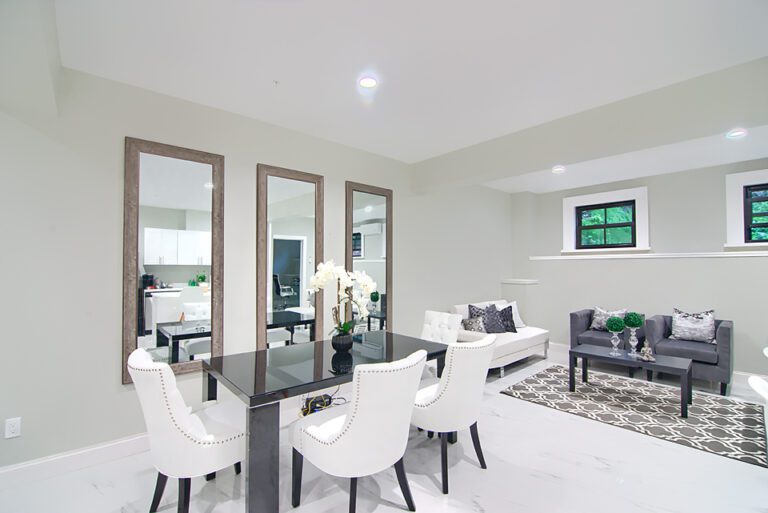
[419,310,462,377]
[411,335,496,494]
[127,349,245,513]
[291,350,427,513]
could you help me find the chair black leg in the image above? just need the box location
[427,431,434,439]
[720,382,728,396]
[205,472,216,481]
[177,478,191,513]
[440,432,449,494]
[234,462,241,475]
[394,457,416,512]
[469,422,487,469]
[149,472,167,513]
[292,449,303,507]
[349,477,358,513]
[628,368,635,378]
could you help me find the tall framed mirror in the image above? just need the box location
[122,138,224,384]
[257,164,324,350]
[345,182,393,331]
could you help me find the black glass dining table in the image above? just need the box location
[202,331,448,513]
[266,310,315,345]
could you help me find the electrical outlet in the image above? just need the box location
[5,418,21,439]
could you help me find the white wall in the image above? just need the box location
[0,68,516,466]
[509,159,768,375]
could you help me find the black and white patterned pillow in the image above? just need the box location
[590,306,627,331]
[670,308,716,343]
[462,317,486,333]
[498,305,517,333]
[468,304,506,334]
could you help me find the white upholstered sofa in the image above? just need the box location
[453,299,549,376]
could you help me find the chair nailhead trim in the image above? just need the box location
[299,357,426,448]
[128,364,244,446]
[416,343,490,409]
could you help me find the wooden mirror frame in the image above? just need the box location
[345,181,393,331]
[122,137,224,384]
[256,164,324,350]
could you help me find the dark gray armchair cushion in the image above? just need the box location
[654,338,718,364]
[577,330,618,348]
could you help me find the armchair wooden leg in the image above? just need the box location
[394,457,416,511]
[349,477,358,513]
[469,422,487,469]
[440,432,449,494]
[149,472,167,513]
[234,462,241,475]
[720,382,728,396]
[205,472,216,481]
[292,449,303,507]
[427,431,434,439]
[177,478,191,513]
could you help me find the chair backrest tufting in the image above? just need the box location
[420,310,462,345]
[127,348,214,476]
[308,350,426,477]
[415,335,496,432]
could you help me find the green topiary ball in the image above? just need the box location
[606,316,626,333]
[624,312,643,329]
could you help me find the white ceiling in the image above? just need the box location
[139,153,212,211]
[485,125,768,193]
[54,0,768,163]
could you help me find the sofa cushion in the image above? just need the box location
[577,330,620,348]
[462,317,486,333]
[654,338,718,364]
[491,327,549,359]
[498,305,517,333]
[670,308,715,343]
[589,306,627,331]
[468,304,506,334]
[453,300,507,320]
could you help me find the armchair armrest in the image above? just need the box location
[569,309,593,348]
[644,315,667,349]
[457,329,487,343]
[716,320,734,378]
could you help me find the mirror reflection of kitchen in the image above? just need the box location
[267,176,316,346]
[352,191,387,331]
[137,153,214,363]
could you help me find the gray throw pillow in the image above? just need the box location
[670,308,716,343]
[468,304,506,334]
[498,305,517,333]
[462,316,486,333]
[590,306,627,331]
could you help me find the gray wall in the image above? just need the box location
[510,159,768,375]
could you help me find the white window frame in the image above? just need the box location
[562,186,650,253]
[725,168,768,248]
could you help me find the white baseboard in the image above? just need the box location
[546,342,767,403]
[0,433,148,491]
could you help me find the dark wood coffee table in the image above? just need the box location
[569,345,693,418]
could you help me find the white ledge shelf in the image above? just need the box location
[501,278,540,285]
[531,251,768,261]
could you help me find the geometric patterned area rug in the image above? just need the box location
[502,365,767,467]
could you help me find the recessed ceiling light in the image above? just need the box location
[364,205,373,213]
[359,76,378,88]
[725,127,748,140]
[204,182,214,189]
[552,165,566,175]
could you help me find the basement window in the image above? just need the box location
[745,183,768,242]
[576,200,636,249]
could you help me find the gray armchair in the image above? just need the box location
[645,315,733,395]
[570,309,645,351]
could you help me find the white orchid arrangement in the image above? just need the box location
[309,260,377,336]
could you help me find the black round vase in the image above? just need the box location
[331,333,353,352]
[331,350,353,375]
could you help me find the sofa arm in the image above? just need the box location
[457,329,487,343]
[570,309,593,348]
[716,320,734,381]
[644,316,667,349]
